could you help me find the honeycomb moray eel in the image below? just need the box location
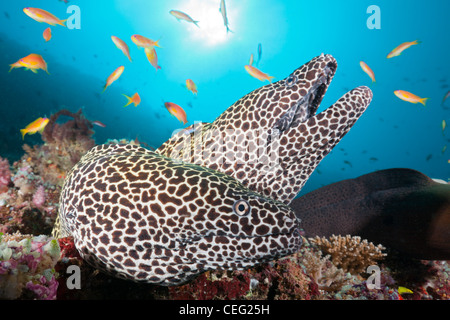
[292,168,450,260]
[158,54,373,204]
[53,144,302,285]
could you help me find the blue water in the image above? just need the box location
[0,0,448,195]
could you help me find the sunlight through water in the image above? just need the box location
[174,0,237,46]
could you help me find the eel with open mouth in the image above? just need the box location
[158,54,373,204]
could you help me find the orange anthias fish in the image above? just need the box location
[9,53,49,74]
[102,66,124,93]
[387,40,421,58]
[165,102,188,125]
[20,117,49,139]
[144,47,161,71]
[111,36,132,62]
[123,92,141,107]
[394,90,429,106]
[360,61,375,83]
[169,10,199,27]
[131,34,161,49]
[23,7,66,27]
[186,79,198,95]
[244,65,274,82]
[43,27,52,42]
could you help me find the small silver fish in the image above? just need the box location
[219,0,232,33]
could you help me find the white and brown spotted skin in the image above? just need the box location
[157,54,373,204]
[53,144,301,285]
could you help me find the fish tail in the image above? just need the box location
[193,20,200,28]
[268,76,275,83]
[413,40,422,45]
[58,19,67,27]
[8,65,14,73]
[154,40,162,48]
[420,97,429,106]
[122,94,132,107]
[20,129,26,140]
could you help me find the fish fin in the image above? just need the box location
[226,26,233,33]
[420,97,429,106]
[154,40,162,48]
[122,94,132,107]
[413,40,422,45]
[58,19,67,27]
[268,76,275,83]
[20,129,26,140]
[193,20,200,28]
[30,68,38,74]
[8,65,14,73]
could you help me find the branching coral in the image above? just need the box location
[300,248,351,292]
[310,235,386,274]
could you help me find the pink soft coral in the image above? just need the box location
[0,157,11,193]
[32,185,46,208]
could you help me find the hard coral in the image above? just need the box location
[310,235,386,274]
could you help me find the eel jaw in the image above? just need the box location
[269,54,337,141]
[265,85,374,204]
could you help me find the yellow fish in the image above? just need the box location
[43,27,52,42]
[394,90,428,106]
[164,102,187,125]
[144,47,161,71]
[169,10,199,27]
[111,36,132,62]
[9,53,49,74]
[186,79,198,95]
[131,34,161,49]
[387,40,421,59]
[20,117,49,140]
[122,92,141,107]
[245,65,274,82]
[23,7,66,27]
[398,287,413,295]
[360,61,375,83]
[103,66,124,93]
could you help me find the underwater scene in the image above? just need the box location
[0,0,449,302]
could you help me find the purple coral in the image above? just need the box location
[0,157,11,193]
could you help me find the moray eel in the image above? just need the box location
[53,144,302,285]
[158,54,373,204]
[291,168,450,260]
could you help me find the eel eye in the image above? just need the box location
[233,200,251,216]
[285,74,297,88]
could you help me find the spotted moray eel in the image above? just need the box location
[53,144,301,285]
[158,54,373,204]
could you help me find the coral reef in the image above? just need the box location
[0,157,11,194]
[309,235,386,274]
[0,232,60,300]
[23,109,95,186]
[0,107,448,300]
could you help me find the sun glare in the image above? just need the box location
[175,0,236,46]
